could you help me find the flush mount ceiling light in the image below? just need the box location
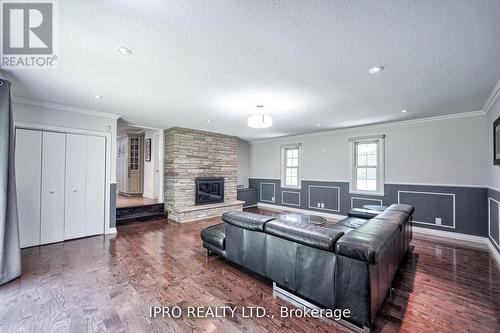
[93,95,103,99]
[316,124,321,127]
[248,106,272,128]
[369,66,384,74]
[118,46,132,56]
[401,109,409,113]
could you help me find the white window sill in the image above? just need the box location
[281,185,302,190]
[349,190,385,197]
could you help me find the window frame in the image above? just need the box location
[281,144,302,189]
[349,135,385,196]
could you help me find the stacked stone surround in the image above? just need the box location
[164,127,243,222]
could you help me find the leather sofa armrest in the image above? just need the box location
[222,211,276,231]
[347,208,380,219]
[335,219,400,264]
[387,203,414,216]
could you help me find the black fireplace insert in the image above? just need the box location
[195,177,224,205]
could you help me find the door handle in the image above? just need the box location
[73,189,78,192]
[49,190,55,194]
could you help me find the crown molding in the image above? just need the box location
[13,96,121,120]
[484,79,500,114]
[249,110,485,144]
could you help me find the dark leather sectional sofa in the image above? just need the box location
[201,204,414,330]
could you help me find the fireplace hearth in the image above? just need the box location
[195,177,224,205]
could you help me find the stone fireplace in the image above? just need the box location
[164,127,243,222]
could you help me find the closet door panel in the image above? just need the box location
[15,129,42,248]
[40,132,66,245]
[64,134,87,240]
[86,136,106,235]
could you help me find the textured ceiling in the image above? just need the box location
[2,0,500,140]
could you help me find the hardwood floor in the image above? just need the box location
[116,194,158,208]
[1,209,499,333]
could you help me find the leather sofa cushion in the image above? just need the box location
[201,223,226,249]
[339,216,369,229]
[265,219,345,252]
[348,208,380,220]
[222,211,276,231]
[335,219,400,264]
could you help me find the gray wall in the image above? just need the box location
[250,178,487,237]
[237,139,250,188]
[486,85,500,256]
[487,87,500,190]
[250,113,487,186]
[110,183,117,228]
[248,113,490,237]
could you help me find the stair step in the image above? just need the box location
[116,203,164,218]
[116,202,167,225]
[116,211,167,225]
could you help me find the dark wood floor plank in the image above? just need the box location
[1,208,499,333]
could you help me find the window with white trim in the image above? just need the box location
[350,136,385,195]
[281,145,301,188]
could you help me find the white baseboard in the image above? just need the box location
[106,227,117,234]
[257,203,500,265]
[257,202,346,220]
[243,204,258,208]
[412,226,487,249]
[486,239,500,264]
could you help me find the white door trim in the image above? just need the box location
[14,121,114,234]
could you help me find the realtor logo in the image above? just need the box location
[1,1,57,68]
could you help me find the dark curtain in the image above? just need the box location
[0,79,21,285]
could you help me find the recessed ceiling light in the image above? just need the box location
[369,66,384,74]
[118,46,132,56]
[93,95,103,99]
[401,109,409,113]
[316,124,321,127]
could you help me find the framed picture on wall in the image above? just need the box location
[494,116,500,165]
[145,138,151,162]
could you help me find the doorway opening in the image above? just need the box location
[116,120,164,213]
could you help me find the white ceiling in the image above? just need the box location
[2,0,500,140]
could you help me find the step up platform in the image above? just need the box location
[116,203,167,225]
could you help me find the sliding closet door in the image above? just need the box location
[15,129,42,248]
[64,134,87,240]
[85,136,106,235]
[40,132,66,245]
